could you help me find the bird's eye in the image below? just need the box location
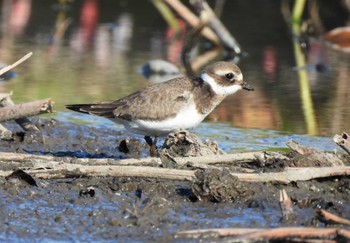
[225,73,234,80]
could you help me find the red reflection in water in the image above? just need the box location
[2,0,31,36]
[262,45,277,82]
[71,0,99,52]
[165,19,187,64]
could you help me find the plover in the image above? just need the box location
[66,61,254,156]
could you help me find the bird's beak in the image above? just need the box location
[242,81,254,91]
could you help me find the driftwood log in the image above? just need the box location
[0,151,262,166]
[0,152,349,183]
[0,93,40,132]
[0,98,53,122]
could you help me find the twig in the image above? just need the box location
[0,99,53,122]
[333,132,350,155]
[279,189,295,222]
[0,52,33,77]
[176,227,350,241]
[317,209,350,226]
[287,140,317,154]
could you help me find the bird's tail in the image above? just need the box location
[65,103,117,118]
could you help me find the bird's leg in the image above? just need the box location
[144,135,153,146]
[144,136,159,157]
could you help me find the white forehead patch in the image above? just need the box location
[201,73,242,96]
[215,70,243,81]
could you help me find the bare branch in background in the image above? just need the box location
[181,21,207,76]
[163,0,220,45]
[190,0,242,54]
[0,52,32,77]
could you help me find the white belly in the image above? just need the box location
[121,103,207,136]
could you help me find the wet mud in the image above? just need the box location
[0,119,350,241]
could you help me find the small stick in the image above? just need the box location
[287,140,317,154]
[234,166,350,183]
[279,189,295,222]
[0,52,33,77]
[317,209,350,226]
[333,132,350,155]
[177,227,350,241]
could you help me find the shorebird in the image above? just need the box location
[66,61,254,156]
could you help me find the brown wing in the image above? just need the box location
[113,76,196,121]
[66,76,201,121]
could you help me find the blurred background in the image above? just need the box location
[0,0,349,138]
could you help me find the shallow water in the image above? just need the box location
[60,111,339,154]
[0,0,349,139]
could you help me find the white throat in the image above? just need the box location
[201,73,242,96]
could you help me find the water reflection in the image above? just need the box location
[0,0,349,137]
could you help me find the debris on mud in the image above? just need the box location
[161,130,224,157]
[0,118,350,242]
[192,167,254,202]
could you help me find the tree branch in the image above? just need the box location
[0,98,53,122]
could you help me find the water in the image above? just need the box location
[59,111,339,153]
[0,2,349,240]
[0,1,349,144]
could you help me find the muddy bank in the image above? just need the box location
[0,118,350,242]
